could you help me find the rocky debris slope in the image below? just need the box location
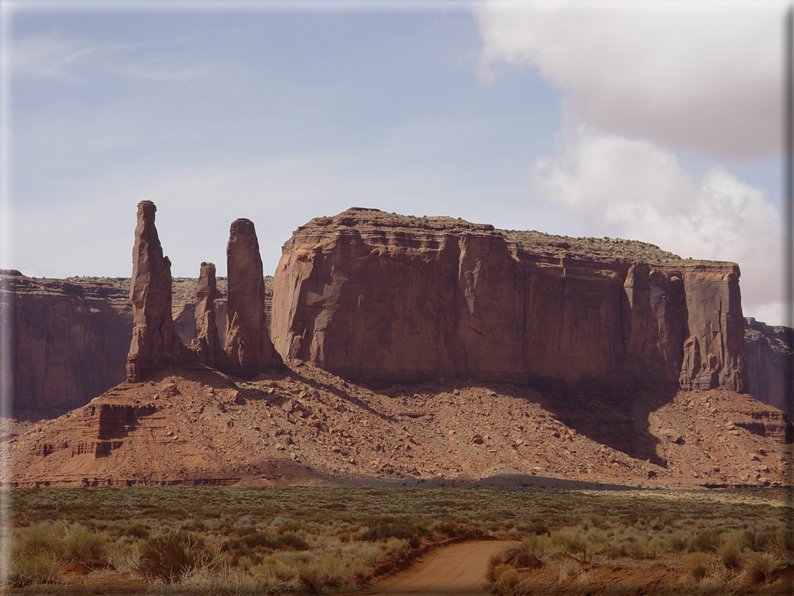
[1,270,132,420]
[272,208,745,392]
[744,317,792,414]
[7,361,789,488]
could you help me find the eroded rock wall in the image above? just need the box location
[744,318,792,414]
[272,208,746,392]
[2,271,132,419]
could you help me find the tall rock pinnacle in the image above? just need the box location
[224,218,283,377]
[190,261,220,364]
[126,200,185,381]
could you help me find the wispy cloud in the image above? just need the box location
[9,31,214,83]
[115,57,215,81]
[8,33,99,80]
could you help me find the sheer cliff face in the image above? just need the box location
[272,208,745,392]
[2,271,132,419]
[744,318,792,414]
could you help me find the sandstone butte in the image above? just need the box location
[2,207,789,420]
[272,208,745,395]
[6,205,793,489]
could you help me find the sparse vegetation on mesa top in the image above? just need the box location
[315,207,695,264]
[7,486,791,594]
[502,229,687,264]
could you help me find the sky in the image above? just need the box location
[1,0,788,325]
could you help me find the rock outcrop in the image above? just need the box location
[224,219,283,377]
[8,363,791,488]
[272,208,746,392]
[2,271,132,419]
[4,272,275,421]
[744,318,792,414]
[189,262,221,364]
[126,201,187,382]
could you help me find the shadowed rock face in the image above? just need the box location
[126,201,186,382]
[744,318,792,414]
[224,219,283,378]
[272,208,745,392]
[2,271,132,419]
[189,262,220,364]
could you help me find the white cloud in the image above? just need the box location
[9,32,212,83]
[529,126,783,324]
[475,0,785,160]
[8,33,98,80]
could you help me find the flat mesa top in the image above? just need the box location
[300,208,729,266]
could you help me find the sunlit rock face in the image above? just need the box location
[272,208,745,393]
[126,200,187,383]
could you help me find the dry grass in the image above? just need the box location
[6,486,791,593]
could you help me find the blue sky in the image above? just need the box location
[2,1,788,324]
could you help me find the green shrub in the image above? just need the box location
[136,531,210,582]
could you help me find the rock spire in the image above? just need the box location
[224,219,283,377]
[126,200,186,382]
[189,261,221,364]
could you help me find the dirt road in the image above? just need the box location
[358,540,517,596]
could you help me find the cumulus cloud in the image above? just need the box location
[475,0,785,160]
[529,126,783,322]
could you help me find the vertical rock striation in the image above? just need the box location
[3,271,132,419]
[744,318,792,414]
[679,267,745,392]
[126,201,186,382]
[272,208,746,393]
[223,219,283,377]
[189,262,221,364]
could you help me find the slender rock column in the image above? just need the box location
[224,218,283,377]
[189,261,220,364]
[126,200,185,381]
